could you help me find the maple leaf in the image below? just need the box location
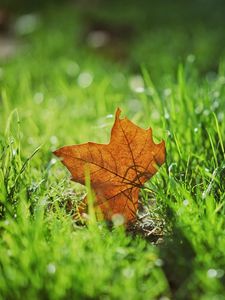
[54,108,165,223]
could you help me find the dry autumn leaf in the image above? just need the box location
[54,108,165,223]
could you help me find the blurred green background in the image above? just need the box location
[1,1,225,299]
[1,0,225,81]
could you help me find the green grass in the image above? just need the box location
[0,4,225,300]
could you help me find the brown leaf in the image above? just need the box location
[54,108,165,223]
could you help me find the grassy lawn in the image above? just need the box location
[0,2,225,299]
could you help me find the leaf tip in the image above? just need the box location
[115,107,122,119]
[156,140,166,166]
[53,148,60,157]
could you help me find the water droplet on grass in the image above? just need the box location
[77,72,93,88]
[167,130,172,137]
[40,198,47,206]
[218,112,224,121]
[129,75,144,93]
[211,100,219,110]
[187,54,195,63]
[66,61,80,77]
[28,137,35,145]
[213,91,220,98]
[50,136,58,145]
[34,92,44,104]
[106,114,113,119]
[116,247,127,255]
[155,258,164,267]
[4,220,10,226]
[195,105,203,114]
[151,110,160,120]
[122,267,134,278]
[15,14,41,35]
[216,269,224,278]
[159,297,170,300]
[47,263,56,274]
[50,158,57,165]
[207,268,217,278]
[112,213,124,227]
[164,112,170,120]
[203,110,210,116]
[183,199,189,206]
[87,30,110,48]
[218,76,225,85]
[168,162,177,173]
[163,88,171,97]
